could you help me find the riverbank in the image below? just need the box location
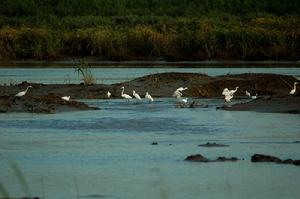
[1,60,300,68]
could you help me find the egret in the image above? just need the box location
[251,94,258,99]
[245,90,251,97]
[290,82,298,95]
[176,87,188,92]
[229,86,239,95]
[121,86,132,102]
[145,92,154,103]
[107,91,111,98]
[181,98,188,104]
[133,90,142,101]
[224,94,233,102]
[172,90,183,98]
[15,86,32,97]
[222,88,230,96]
[61,96,70,101]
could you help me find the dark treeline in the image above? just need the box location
[0,0,299,61]
[1,0,300,17]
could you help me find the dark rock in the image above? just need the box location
[151,142,158,145]
[185,154,209,162]
[251,154,282,163]
[282,159,294,164]
[216,157,239,162]
[293,160,300,166]
[198,142,229,147]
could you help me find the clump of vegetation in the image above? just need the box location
[74,61,96,85]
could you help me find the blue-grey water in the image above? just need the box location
[0,67,300,85]
[0,67,300,199]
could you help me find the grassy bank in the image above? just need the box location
[0,0,299,61]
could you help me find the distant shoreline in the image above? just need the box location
[1,60,300,68]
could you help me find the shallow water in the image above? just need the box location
[1,67,300,199]
[0,67,300,85]
[0,98,300,199]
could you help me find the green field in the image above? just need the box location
[0,0,299,61]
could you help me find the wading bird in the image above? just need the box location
[290,82,298,95]
[229,86,239,95]
[181,98,188,104]
[107,91,111,98]
[121,86,132,102]
[251,94,258,99]
[245,90,251,97]
[15,86,32,97]
[224,93,234,102]
[133,90,142,101]
[172,87,188,98]
[145,92,154,103]
[61,96,70,101]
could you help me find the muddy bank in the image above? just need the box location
[0,72,298,113]
[0,93,99,114]
[221,96,300,114]
[1,72,297,99]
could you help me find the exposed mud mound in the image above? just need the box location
[221,96,300,114]
[0,72,298,113]
[0,93,99,113]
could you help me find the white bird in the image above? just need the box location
[181,98,188,103]
[172,90,183,98]
[176,87,188,92]
[290,82,298,95]
[245,90,251,97]
[225,94,234,102]
[222,88,230,96]
[133,90,142,101]
[145,92,154,103]
[107,91,111,98]
[229,86,239,95]
[15,86,32,97]
[121,86,132,101]
[61,96,70,101]
[251,94,258,99]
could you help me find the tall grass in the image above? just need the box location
[74,61,96,85]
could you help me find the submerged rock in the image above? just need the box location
[216,157,239,162]
[185,154,239,163]
[198,142,229,147]
[185,154,209,162]
[251,154,300,166]
[251,154,282,163]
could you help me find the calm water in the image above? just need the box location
[0,67,300,85]
[0,67,300,199]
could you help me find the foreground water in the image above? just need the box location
[0,98,300,199]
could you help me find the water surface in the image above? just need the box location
[0,98,300,199]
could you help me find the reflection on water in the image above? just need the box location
[0,98,300,199]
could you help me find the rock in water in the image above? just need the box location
[251,154,282,163]
[185,154,209,162]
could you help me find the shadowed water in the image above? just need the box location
[0,98,300,199]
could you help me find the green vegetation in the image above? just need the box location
[75,61,96,85]
[0,0,299,61]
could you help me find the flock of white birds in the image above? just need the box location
[15,82,298,104]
